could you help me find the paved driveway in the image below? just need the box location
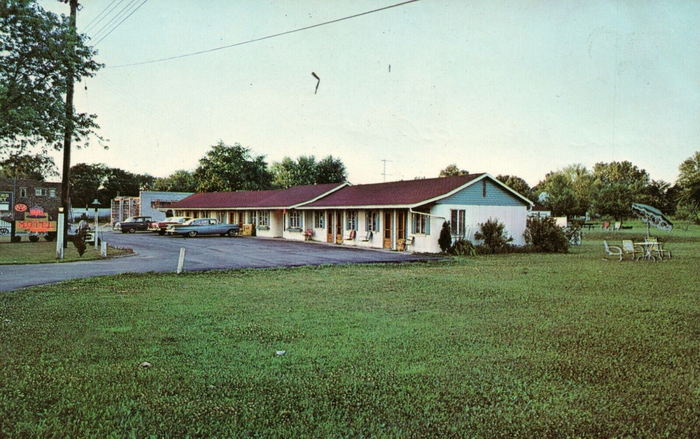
[0,231,436,291]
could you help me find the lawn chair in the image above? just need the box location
[621,240,642,261]
[613,221,621,231]
[603,240,623,261]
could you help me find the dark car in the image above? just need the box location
[120,216,153,233]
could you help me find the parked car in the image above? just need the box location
[149,216,192,235]
[119,216,153,233]
[166,218,240,238]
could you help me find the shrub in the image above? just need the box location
[450,238,477,256]
[524,216,569,253]
[28,235,40,242]
[72,229,87,257]
[438,221,452,253]
[45,232,56,242]
[474,218,512,254]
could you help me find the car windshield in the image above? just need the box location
[182,219,197,225]
[124,217,136,222]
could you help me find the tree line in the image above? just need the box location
[440,151,700,223]
[0,140,347,208]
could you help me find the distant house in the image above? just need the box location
[170,174,533,253]
[111,191,194,224]
[0,177,61,220]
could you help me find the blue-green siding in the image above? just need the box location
[436,178,527,206]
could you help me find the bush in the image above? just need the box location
[438,221,452,253]
[28,235,40,242]
[524,216,569,253]
[450,238,477,256]
[45,232,56,242]
[474,218,512,254]
[72,229,87,257]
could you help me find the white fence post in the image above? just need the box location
[100,240,107,257]
[177,248,186,274]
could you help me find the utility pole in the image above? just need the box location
[59,0,78,250]
[381,159,392,182]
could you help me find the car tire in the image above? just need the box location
[227,229,237,237]
[158,230,165,236]
[129,228,136,233]
[188,230,198,238]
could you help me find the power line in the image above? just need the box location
[83,0,124,33]
[93,0,149,46]
[108,0,421,69]
[90,0,140,41]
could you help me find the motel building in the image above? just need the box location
[170,174,533,253]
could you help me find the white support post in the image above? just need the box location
[176,248,186,274]
[100,240,107,257]
[94,211,99,249]
[56,212,65,260]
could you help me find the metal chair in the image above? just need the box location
[603,240,623,261]
[621,240,642,261]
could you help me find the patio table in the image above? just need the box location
[634,242,658,261]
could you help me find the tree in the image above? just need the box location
[675,151,700,223]
[316,155,347,184]
[154,170,197,192]
[496,174,532,200]
[99,168,139,203]
[535,164,594,218]
[69,162,108,208]
[0,153,57,180]
[271,155,347,189]
[590,161,650,220]
[536,172,577,217]
[0,0,102,158]
[194,141,272,192]
[439,164,469,177]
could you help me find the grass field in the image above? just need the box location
[1,228,698,437]
[0,241,132,264]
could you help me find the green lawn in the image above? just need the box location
[0,241,132,264]
[1,231,698,437]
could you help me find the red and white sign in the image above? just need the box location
[14,203,28,212]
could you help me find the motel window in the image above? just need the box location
[49,188,56,198]
[450,209,466,236]
[258,211,270,227]
[345,210,357,230]
[365,210,379,232]
[288,210,302,229]
[19,187,27,198]
[412,213,430,235]
[35,187,46,197]
[314,211,325,229]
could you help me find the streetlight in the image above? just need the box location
[91,198,100,249]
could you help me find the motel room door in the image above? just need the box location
[334,211,343,244]
[383,211,392,249]
[396,210,407,250]
[326,210,334,243]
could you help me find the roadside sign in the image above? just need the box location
[14,203,28,213]
[0,191,12,211]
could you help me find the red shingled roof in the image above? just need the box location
[304,174,485,207]
[171,183,345,209]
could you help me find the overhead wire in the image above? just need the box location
[107,0,421,68]
[93,0,149,46]
[83,0,125,33]
[90,0,141,41]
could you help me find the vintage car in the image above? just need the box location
[119,216,153,233]
[149,216,192,235]
[166,218,240,238]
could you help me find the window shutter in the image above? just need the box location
[425,216,430,235]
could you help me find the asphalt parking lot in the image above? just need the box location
[0,230,436,291]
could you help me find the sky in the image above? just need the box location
[40,0,700,186]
